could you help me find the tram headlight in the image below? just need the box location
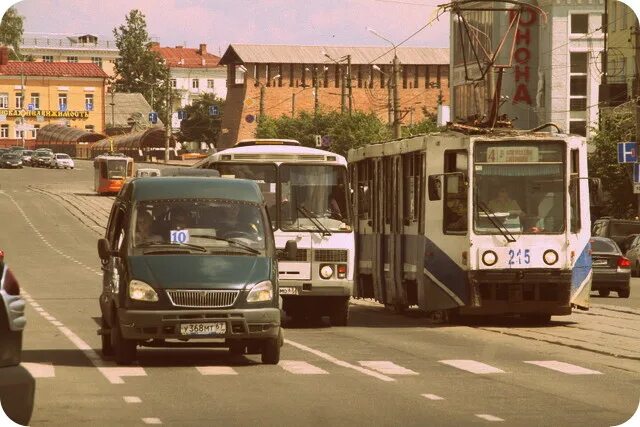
[482,250,498,267]
[320,264,334,279]
[543,249,559,266]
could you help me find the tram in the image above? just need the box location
[348,129,592,322]
[93,154,135,196]
[197,139,355,325]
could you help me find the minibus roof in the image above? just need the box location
[131,177,263,203]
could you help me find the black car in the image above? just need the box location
[0,250,35,425]
[32,151,53,168]
[0,153,23,169]
[591,237,631,298]
[592,217,640,251]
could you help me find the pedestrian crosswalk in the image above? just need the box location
[22,357,606,380]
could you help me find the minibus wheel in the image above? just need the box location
[111,316,137,365]
[100,316,113,357]
[261,330,282,364]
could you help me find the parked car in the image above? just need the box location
[136,168,161,177]
[0,152,23,169]
[21,150,34,166]
[52,153,75,169]
[592,217,640,251]
[0,250,35,425]
[32,151,54,168]
[591,237,631,298]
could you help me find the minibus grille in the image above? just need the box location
[277,248,309,261]
[166,290,239,308]
[314,249,348,262]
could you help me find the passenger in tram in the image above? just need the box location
[445,198,467,231]
[488,187,525,217]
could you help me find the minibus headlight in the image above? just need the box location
[129,280,159,302]
[247,281,273,303]
[320,264,334,279]
[482,250,498,266]
[543,249,558,266]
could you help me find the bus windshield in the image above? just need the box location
[280,165,350,232]
[473,141,565,235]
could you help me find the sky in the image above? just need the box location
[3,0,450,55]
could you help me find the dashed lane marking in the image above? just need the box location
[97,367,147,384]
[142,418,162,425]
[358,361,418,376]
[475,414,505,422]
[284,339,395,382]
[196,366,238,375]
[439,360,505,374]
[123,396,142,404]
[22,362,55,378]
[421,394,444,401]
[279,360,329,375]
[524,361,602,375]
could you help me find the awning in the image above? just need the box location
[35,124,106,144]
[92,126,174,151]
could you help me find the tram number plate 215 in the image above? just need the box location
[508,249,531,265]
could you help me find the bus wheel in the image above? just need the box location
[330,297,350,326]
[598,289,610,297]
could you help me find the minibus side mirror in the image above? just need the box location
[284,240,298,260]
[97,238,112,260]
[428,175,442,201]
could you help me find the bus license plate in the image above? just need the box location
[180,322,226,336]
[280,287,299,295]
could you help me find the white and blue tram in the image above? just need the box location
[348,130,592,321]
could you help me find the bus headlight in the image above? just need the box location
[482,250,498,267]
[129,280,158,302]
[247,281,273,303]
[320,264,334,279]
[543,249,558,266]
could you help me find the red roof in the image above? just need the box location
[0,62,108,78]
[151,46,221,68]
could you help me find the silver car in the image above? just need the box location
[52,153,75,169]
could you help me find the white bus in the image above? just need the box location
[348,130,593,323]
[197,139,354,325]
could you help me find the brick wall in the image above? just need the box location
[219,62,449,148]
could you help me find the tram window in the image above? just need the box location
[570,149,581,233]
[100,162,108,179]
[443,150,468,234]
[403,153,419,223]
[384,157,393,225]
[418,153,425,234]
[356,161,372,219]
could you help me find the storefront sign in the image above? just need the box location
[0,109,90,119]
[510,8,536,105]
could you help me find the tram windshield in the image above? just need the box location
[473,141,565,235]
[107,159,129,179]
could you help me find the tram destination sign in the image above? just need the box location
[0,109,90,119]
[486,146,539,163]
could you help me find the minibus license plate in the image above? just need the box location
[180,322,226,336]
[280,287,299,295]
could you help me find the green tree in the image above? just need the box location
[179,94,225,143]
[256,110,391,156]
[0,7,24,59]
[113,9,171,123]
[588,105,636,218]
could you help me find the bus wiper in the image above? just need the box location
[190,234,261,255]
[476,200,516,243]
[297,206,332,236]
[137,242,208,252]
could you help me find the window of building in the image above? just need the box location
[570,52,588,112]
[324,66,329,88]
[610,3,617,31]
[356,65,362,88]
[42,55,53,62]
[15,128,24,139]
[0,93,8,108]
[334,65,340,89]
[0,124,8,138]
[30,93,40,109]
[15,92,23,109]
[67,56,79,63]
[290,64,295,87]
[85,125,95,133]
[170,79,177,88]
[621,3,628,30]
[234,64,245,85]
[569,120,587,137]
[379,65,385,89]
[58,93,68,111]
[91,57,102,67]
[301,64,307,87]
[31,124,40,139]
[207,79,214,89]
[571,14,589,34]
[85,94,94,111]
[402,66,408,89]
[192,79,199,89]
[425,65,431,88]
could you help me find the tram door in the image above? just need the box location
[371,158,386,302]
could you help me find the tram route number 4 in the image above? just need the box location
[170,229,190,244]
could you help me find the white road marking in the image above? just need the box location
[123,396,142,404]
[439,360,505,374]
[34,307,44,313]
[22,362,55,378]
[97,367,147,384]
[358,361,418,376]
[475,414,504,422]
[279,360,328,375]
[196,366,238,375]
[524,361,602,375]
[44,315,57,322]
[421,394,444,401]
[51,320,63,327]
[142,418,162,425]
[284,339,395,382]
[30,302,40,308]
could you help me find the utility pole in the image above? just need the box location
[313,65,319,116]
[387,72,393,125]
[347,55,352,115]
[164,75,171,164]
[392,54,401,138]
[635,14,640,216]
[340,65,346,113]
[292,92,296,117]
[259,85,265,119]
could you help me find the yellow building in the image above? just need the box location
[0,46,107,147]
[601,0,636,106]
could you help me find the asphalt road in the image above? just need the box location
[1,161,639,427]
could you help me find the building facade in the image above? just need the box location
[0,46,108,147]
[450,0,604,139]
[150,43,226,108]
[218,44,450,149]
[19,33,119,77]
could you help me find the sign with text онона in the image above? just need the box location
[617,142,638,163]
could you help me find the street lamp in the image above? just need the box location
[367,27,401,138]
[322,50,352,115]
[372,65,394,126]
